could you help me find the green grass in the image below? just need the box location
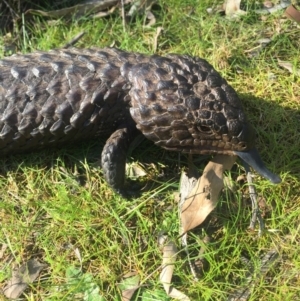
[0,0,300,300]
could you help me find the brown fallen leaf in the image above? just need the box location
[178,156,199,208]
[145,10,156,27]
[159,235,190,301]
[126,162,147,178]
[224,0,247,17]
[0,243,8,259]
[127,0,156,16]
[118,272,141,301]
[284,5,300,24]
[92,4,117,18]
[278,59,300,76]
[3,258,47,299]
[127,0,158,27]
[181,154,237,233]
[122,286,140,301]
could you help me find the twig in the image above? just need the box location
[181,233,199,280]
[62,31,86,48]
[22,13,27,49]
[179,155,200,279]
[153,26,163,52]
[121,0,126,32]
[243,162,265,236]
[228,249,279,301]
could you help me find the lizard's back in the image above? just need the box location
[0,48,144,154]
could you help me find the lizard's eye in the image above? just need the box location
[197,125,212,133]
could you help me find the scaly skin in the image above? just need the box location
[0,47,278,193]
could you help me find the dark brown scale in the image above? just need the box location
[18,118,34,136]
[180,139,193,146]
[227,120,243,136]
[214,113,227,128]
[194,82,209,96]
[178,87,192,98]
[11,66,28,80]
[98,64,120,79]
[165,137,179,146]
[223,104,239,120]
[0,124,13,139]
[138,104,151,117]
[152,103,164,113]
[150,56,172,68]
[38,118,52,133]
[47,77,70,98]
[27,78,45,101]
[167,105,186,118]
[212,87,226,101]
[22,102,39,125]
[213,102,222,111]
[185,97,200,110]
[206,74,223,88]
[50,119,65,135]
[55,101,74,120]
[158,91,180,103]
[198,110,211,119]
[65,64,90,86]
[173,130,192,140]
[90,85,107,105]
[154,68,170,80]
[2,106,19,126]
[40,96,58,118]
[152,114,171,127]
[154,127,171,139]
[157,80,177,91]
[144,92,156,101]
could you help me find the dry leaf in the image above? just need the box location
[224,0,247,17]
[278,59,300,76]
[128,0,156,16]
[118,272,140,301]
[178,158,199,209]
[127,0,157,27]
[0,243,8,259]
[122,287,140,301]
[73,247,82,266]
[3,259,46,299]
[126,162,147,178]
[25,0,118,19]
[284,5,300,24]
[181,155,236,233]
[92,5,117,18]
[159,236,190,301]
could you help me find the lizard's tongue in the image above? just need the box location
[234,148,281,184]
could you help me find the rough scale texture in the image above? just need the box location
[0,47,255,192]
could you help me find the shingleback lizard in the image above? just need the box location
[0,47,281,194]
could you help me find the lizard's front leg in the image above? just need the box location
[101,124,140,196]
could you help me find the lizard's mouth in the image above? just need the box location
[234,148,281,184]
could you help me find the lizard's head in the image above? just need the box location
[126,54,281,184]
